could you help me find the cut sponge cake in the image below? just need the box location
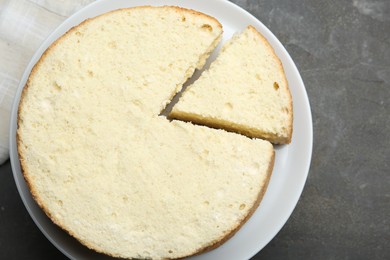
[17,6,276,260]
[171,26,293,144]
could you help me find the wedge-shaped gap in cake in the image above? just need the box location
[159,34,224,118]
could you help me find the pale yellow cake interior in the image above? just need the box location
[17,7,277,260]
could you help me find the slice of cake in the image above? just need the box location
[171,26,293,144]
[17,7,275,260]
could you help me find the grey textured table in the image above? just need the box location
[1,0,389,259]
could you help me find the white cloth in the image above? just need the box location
[0,0,94,164]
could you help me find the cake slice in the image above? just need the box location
[171,26,293,144]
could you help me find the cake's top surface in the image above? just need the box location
[17,6,276,260]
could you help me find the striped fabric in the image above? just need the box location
[0,0,94,164]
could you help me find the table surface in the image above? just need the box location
[1,0,389,259]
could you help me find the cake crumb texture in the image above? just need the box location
[17,7,277,260]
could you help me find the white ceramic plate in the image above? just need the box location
[10,0,313,259]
